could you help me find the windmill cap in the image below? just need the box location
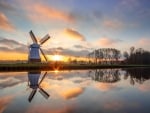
[30,43,40,48]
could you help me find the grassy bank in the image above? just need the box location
[0,62,150,72]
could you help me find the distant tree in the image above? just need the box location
[123,51,129,59]
[130,46,135,55]
[124,47,150,64]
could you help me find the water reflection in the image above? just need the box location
[123,68,150,85]
[28,71,50,102]
[88,68,150,85]
[89,69,121,83]
[0,68,150,113]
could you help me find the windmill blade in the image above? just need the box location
[28,89,37,102]
[29,30,38,44]
[40,48,48,61]
[39,72,47,85]
[40,34,50,45]
[39,88,50,99]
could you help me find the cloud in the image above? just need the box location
[138,81,150,92]
[0,37,89,57]
[137,38,150,46]
[26,104,75,113]
[73,45,86,49]
[0,38,27,53]
[103,100,123,110]
[135,38,150,50]
[0,12,14,31]
[0,0,16,12]
[95,83,117,92]
[0,77,20,89]
[120,0,140,10]
[63,28,85,41]
[46,47,89,56]
[103,19,124,29]
[96,37,122,46]
[26,3,74,23]
[61,87,84,99]
[0,95,14,113]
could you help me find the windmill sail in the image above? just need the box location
[29,30,38,44]
[28,71,50,102]
[40,34,50,45]
[40,48,48,61]
[39,88,50,99]
[39,72,47,85]
[28,89,37,102]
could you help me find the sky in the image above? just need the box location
[0,0,150,60]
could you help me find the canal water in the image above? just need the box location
[0,68,150,113]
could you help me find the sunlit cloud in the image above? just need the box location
[135,38,150,50]
[61,87,84,99]
[63,28,85,41]
[0,0,15,11]
[120,0,140,10]
[103,19,124,29]
[103,101,123,110]
[25,3,74,23]
[26,104,75,113]
[0,12,14,31]
[94,83,116,92]
[138,81,150,92]
[137,38,150,46]
[0,77,20,89]
[0,95,14,113]
[0,38,27,53]
[95,37,122,46]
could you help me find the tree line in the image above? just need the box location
[88,48,121,64]
[87,47,150,65]
[123,47,150,64]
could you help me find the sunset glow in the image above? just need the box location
[52,55,63,61]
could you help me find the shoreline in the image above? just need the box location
[0,63,150,72]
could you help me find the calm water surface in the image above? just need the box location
[0,68,150,113]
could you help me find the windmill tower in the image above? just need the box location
[28,30,50,62]
[28,71,50,102]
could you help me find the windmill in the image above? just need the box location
[28,30,50,62]
[28,71,50,102]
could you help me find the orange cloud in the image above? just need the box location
[27,3,74,23]
[26,104,75,113]
[134,38,150,50]
[63,28,85,41]
[61,87,84,99]
[0,12,14,31]
[0,95,14,113]
[137,38,150,46]
[103,101,123,110]
[103,19,123,29]
[97,37,121,46]
[138,82,150,92]
[95,83,116,91]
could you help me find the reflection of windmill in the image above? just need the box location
[28,30,50,62]
[28,71,50,102]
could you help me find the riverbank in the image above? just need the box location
[0,62,150,72]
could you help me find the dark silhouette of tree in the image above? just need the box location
[123,68,150,85]
[89,69,121,83]
[87,48,121,64]
[123,47,150,64]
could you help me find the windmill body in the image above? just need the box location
[28,71,50,102]
[28,71,41,89]
[29,44,41,62]
[28,30,50,62]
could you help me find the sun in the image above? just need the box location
[52,55,62,61]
